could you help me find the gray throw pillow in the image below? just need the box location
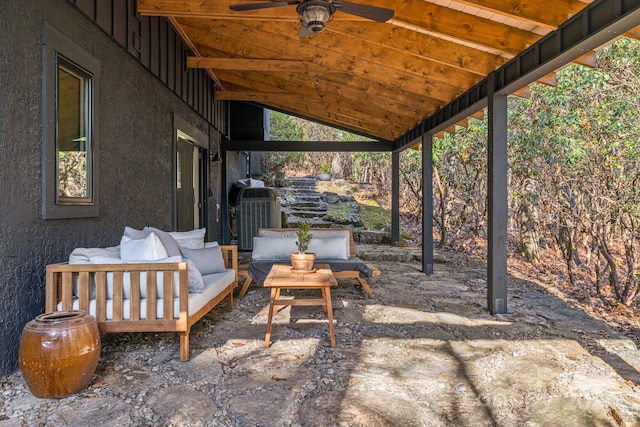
[251,236,297,261]
[308,237,349,260]
[181,245,227,275]
[185,260,204,293]
[169,228,206,250]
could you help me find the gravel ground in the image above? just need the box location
[2,246,640,426]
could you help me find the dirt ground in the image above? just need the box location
[2,245,640,426]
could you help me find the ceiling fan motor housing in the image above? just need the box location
[297,1,336,33]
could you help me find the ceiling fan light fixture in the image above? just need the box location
[298,2,334,34]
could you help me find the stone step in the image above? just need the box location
[287,209,328,219]
[282,193,322,201]
[281,198,323,206]
[288,178,317,188]
[282,188,319,196]
[283,205,327,215]
[285,217,333,228]
[286,201,325,208]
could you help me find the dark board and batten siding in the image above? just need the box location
[67,0,216,125]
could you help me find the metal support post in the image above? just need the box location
[422,132,434,275]
[487,72,508,314]
[391,151,400,247]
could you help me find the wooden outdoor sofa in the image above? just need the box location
[45,245,238,361]
[238,228,380,298]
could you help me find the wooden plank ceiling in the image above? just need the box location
[138,0,595,142]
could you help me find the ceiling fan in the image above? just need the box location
[229,0,394,36]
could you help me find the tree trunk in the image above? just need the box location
[599,236,622,302]
[331,153,344,179]
[433,165,447,246]
[518,178,541,263]
[621,232,639,306]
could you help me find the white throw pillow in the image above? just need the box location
[252,236,297,261]
[120,233,168,261]
[69,246,120,264]
[123,226,148,240]
[143,227,182,257]
[169,228,206,250]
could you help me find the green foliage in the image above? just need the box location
[345,152,391,185]
[320,161,331,174]
[270,111,305,141]
[266,111,392,190]
[264,112,307,174]
[267,152,306,171]
[505,38,640,303]
[295,221,313,253]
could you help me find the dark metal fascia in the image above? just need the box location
[224,140,394,152]
[393,0,640,152]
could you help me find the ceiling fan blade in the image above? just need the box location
[229,1,299,12]
[333,1,394,22]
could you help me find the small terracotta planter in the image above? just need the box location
[290,252,316,271]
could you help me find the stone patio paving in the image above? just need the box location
[1,245,640,426]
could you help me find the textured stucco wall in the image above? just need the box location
[0,0,216,376]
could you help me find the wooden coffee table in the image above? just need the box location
[263,264,338,347]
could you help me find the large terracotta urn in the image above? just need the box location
[19,311,101,398]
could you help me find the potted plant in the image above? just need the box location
[317,161,332,181]
[290,221,316,272]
